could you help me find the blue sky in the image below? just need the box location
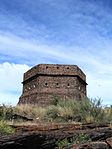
[0,0,112,105]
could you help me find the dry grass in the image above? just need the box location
[58,106,73,118]
[0,98,112,124]
[15,104,46,121]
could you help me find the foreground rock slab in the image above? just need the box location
[0,123,112,149]
[69,142,109,149]
[106,137,112,148]
[0,132,56,149]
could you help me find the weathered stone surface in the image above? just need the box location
[19,64,87,106]
[11,114,33,121]
[71,142,109,149]
[106,137,112,148]
[0,133,56,149]
[90,128,112,141]
[0,123,112,149]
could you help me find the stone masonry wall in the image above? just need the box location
[19,64,87,106]
[24,64,86,82]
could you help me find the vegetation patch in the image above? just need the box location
[44,97,112,123]
[0,121,15,135]
[56,133,91,149]
[0,97,111,124]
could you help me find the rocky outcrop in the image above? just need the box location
[69,142,109,149]
[0,132,56,149]
[106,137,112,148]
[0,123,112,149]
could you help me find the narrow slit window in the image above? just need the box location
[56,83,59,87]
[45,83,48,86]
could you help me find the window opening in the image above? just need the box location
[56,83,59,88]
[45,83,48,86]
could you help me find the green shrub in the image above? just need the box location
[77,98,105,123]
[51,96,60,106]
[56,133,91,148]
[48,97,111,123]
[103,106,112,123]
[0,105,14,121]
[44,106,59,121]
[0,121,15,134]
[46,106,59,119]
[56,138,71,149]
[0,97,111,124]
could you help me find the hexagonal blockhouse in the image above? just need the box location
[19,64,87,106]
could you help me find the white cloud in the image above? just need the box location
[86,72,112,106]
[0,62,30,105]
[0,32,111,66]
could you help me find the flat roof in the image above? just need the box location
[23,64,86,83]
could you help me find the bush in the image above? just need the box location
[0,105,14,121]
[49,97,112,123]
[45,106,59,121]
[14,104,46,121]
[0,97,111,124]
[56,133,91,148]
[0,121,15,134]
[77,98,105,123]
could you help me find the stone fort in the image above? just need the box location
[19,64,87,106]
